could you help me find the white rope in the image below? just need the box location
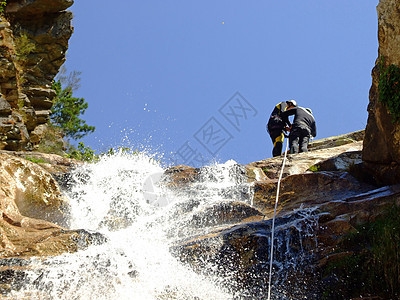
[267,138,289,300]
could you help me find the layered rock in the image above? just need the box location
[247,138,363,181]
[0,0,73,151]
[363,0,400,184]
[169,132,400,298]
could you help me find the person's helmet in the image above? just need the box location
[286,99,297,107]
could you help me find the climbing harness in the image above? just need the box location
[267,137,289,300]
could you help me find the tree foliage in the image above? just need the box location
[379,57,400,123]
[51,79,95,140]
[0,0,7,14]
[66,142,97,162]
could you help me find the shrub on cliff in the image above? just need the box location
[0,1,6,14]
[45,69,96,161]
[378,57,400,122]
[66,142,96,162]
[324,206,400,299]
[51,79,95,140]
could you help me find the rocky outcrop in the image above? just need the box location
[363,0,400,185]
[0,149,82,176]
[0,0,73,151]
[308,130,364,151]
[247,139,363,181]
[169,132,400,298]
[0,153,102,258]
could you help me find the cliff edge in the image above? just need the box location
[0,0,73,151]
[363,0,400,184]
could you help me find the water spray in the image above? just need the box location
[267,138,289,300]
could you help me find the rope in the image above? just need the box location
[267,138,289,300]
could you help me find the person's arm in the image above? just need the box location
[311,120,317,137]
[280,108,295,127]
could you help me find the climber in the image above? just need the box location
[280,104,316,154]
[266,100,296,157]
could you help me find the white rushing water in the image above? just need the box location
[11,152,255,300]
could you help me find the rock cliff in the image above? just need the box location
[0,0,398,298]
[0,0,73,151]
[171,132,400,298]
[363,0,400,184]
[0,131,396,298]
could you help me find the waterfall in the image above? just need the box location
[9,151,318,299]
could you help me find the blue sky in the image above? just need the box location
[63,1,379,167]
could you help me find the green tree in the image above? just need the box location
[66,142,97,162]
[51,79,95,140]
[0,1,7,14]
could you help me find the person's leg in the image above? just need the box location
[289,132,300,154]
[273,133,284,157]
[270,131,284,157]
[299,134,309,152]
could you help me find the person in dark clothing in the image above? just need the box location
[280,105,316,154]
[266,100,296,157]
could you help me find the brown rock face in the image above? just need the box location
[363,0,400,184]
[0,153,103,258]
[0,0,73,151]
[173,132,400,298]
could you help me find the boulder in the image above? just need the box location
[0,153,70,226]
[28,123,47,144]
[163,165,199,187]
[0,153,100,258]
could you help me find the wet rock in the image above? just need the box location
[188,201,263,227]
[245,166,268,182]
[0,153,70,226]
[164,165,199,186]
[253,171,375,216]
[127,270,138,278]
[176,209,319,298]
[68,229,108,249]
[0,153,104,259]
[172,125,400,298]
